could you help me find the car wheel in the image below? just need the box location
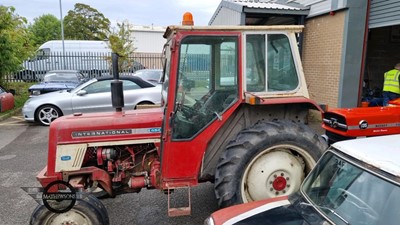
[35,105,63,126]
[134,101,155,109]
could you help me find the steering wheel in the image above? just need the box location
[337,188,378,220]
[181,105,197,119]
[193,99,204,110]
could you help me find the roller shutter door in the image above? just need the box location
[369,0,400,28]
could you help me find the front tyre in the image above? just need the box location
[214,120,327,208]
[30,194,109,225]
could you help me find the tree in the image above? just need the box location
[0,6,33,81]
[64,3,110,40]
[107,20,137,71]
[29,14,61,47]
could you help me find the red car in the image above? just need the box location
[0,85,14,113]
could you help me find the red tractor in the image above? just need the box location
[30,15,327,224]
[322,99,400,144]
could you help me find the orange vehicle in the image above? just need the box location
[322,99,400,144]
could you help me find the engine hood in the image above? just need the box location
[49,107,164,144]
[323,106,400,137]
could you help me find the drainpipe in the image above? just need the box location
[357,0,371,106]
[298,15,305,57]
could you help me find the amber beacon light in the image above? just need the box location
[182,12,194,25]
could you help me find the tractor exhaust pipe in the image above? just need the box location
[111,53,124,112]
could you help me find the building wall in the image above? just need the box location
[132,26,166,54]
[291,0,347,17]
[210,6,243,25]
[302,11,346,108]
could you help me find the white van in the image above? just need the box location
[17,40,112,81]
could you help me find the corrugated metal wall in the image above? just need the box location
[295,0,347,17]
[369,0,400,28]
[210,6,243,25]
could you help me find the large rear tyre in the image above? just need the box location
[30,194,109,225]
[214,120,327,208]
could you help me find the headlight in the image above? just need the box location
[204,217,215,225]
[31,90,41,95]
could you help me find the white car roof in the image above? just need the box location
[332,134,400,177]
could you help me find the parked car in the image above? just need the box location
[133,69,162,84]
[28,70,88,96]
[22,76,161,126]
[0,85,15,113]
[128,61,146,73]
[205,134,400,225]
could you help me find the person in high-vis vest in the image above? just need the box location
[369,63,400,106]
[382,63,400,106]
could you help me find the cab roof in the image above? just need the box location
[163,25,304,38]
[332,134,400,178]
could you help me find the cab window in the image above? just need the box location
[172,36,239,140]
[246,34,299,92]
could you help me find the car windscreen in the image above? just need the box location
[44,73,79,82]
[302,150,400,225]
[134,70,162,82]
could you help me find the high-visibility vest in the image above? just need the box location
[383,69,400,94]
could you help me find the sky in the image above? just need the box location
[2,0,222,27]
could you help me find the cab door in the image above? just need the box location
[160,33,241,184]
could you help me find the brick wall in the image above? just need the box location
[302,11,346,108]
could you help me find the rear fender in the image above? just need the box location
[200,98,323,181]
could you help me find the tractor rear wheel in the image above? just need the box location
[30,194,109,225]
[214,120,327,208]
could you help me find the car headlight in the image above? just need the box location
[31,90,41,95]
[204,216,215,225]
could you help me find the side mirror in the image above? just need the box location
[76,90,87,96]
[9,89,16,96]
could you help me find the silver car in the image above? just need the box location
[22,76,161,126]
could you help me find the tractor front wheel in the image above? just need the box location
[30,194,109,225]
[214,120,327,208]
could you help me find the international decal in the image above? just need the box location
[72,129,132,138]
[71,127,161,138]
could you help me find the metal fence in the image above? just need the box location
[2,52,163,82]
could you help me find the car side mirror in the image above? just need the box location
[76,90,87,96]
[9,89,16,95]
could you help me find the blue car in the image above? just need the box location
[28,70,87,96]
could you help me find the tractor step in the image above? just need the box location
[167,185,191,217]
